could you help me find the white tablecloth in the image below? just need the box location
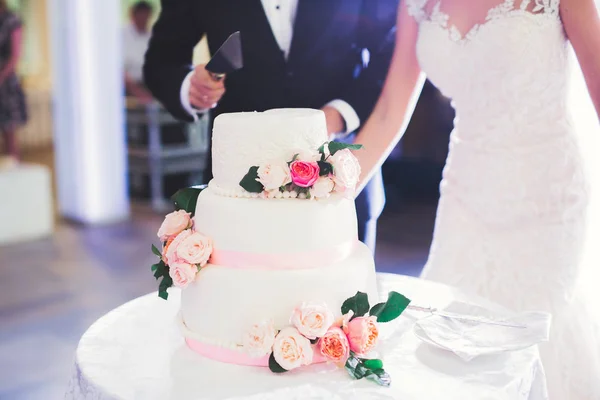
[65,273,548,399]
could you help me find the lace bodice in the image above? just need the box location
[407,0,567,144]
[404,0,583,225]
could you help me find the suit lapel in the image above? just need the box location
[248,0,286,65]
[287,0,340,65]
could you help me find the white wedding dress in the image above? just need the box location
[406,0,600,398]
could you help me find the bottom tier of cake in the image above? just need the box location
[179,242,378,364]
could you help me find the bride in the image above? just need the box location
[353,0,600,398]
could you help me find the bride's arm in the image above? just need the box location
[561,0,600,117]
[353,1,426,194]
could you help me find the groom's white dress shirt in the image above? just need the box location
[179,0,360,135]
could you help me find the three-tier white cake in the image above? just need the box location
[176,108,379,366]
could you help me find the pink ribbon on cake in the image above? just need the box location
[185,337,327,367]
[209,240,356,269]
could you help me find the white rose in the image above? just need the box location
[272,327,314,371]
[157,210,192,241]
[242,320,277,357]
[310,176,335,199]
[296,149,320,162]
[330,149,361,190]
[175,231,213,267]
[168,262,197,289]
[257,161,291,191]
[290,302,335,340]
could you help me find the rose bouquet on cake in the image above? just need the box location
[150,187,211,300]
[241,291,411,387]
[239,141,363,199]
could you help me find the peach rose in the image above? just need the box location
[272,327,314,371]
[343,316,379,355]
[309,176,335,199]
[257,161,292,191]
[162,237,175,263]
[164,229,192,265]
[318,326,350,363]
[330,149,361,191]
[289,160,320,188]
[290,302,334,340]
[175,231,213,266]
[168,261,197,288]
[157,210,192,242]
[242,319,277,357]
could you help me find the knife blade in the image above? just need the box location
[205,31,243,81]
[407,305,527,329]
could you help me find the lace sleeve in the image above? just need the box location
[406,0,429,22]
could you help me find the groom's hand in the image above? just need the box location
[321,106,346,139]
[189,64,226,110]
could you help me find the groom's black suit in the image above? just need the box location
[143,0,397,252]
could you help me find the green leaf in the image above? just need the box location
[345,355,364,379]
[239,166,264,193]
[365,368,391,387]
[362,358,384,370]
[327,142,363,156]
[159,273,173,292]
[151,244,162,257]
[268,353,288,373]
[171,187,205,214]
[369,291,411,323]
[309,338,319,345]
[158,290,169,300]
[153,261,166,279]
[341,291,370,318]
[317,161,333,176]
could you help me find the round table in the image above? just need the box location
[65,273,548,400]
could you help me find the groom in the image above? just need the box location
[143,0,397,252]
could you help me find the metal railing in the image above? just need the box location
[125,98,210,212]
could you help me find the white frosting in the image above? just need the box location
[180,242,378,347]
[211,109,328,192]
[194,186,357,258]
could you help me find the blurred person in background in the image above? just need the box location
[0,0,26,166]
[124,1,154,105]
[143,0,397,253]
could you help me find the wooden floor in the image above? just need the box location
[0,149,438,399]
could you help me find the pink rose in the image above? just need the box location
[318,326,350,363]
[330,149,361,191]
[242,320,277,357]
[174,231,213,266]
[343,316,379,355]
[272,327,314,371]
[289,160,320,188]
[157,210,192,242]
[165,229,192,265]
[290,302,334,340]
[168,261,198,288]
[257,161,291,191]
[309,176,335,199]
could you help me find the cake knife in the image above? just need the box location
[407,305,527,329]
[205,31,243,81]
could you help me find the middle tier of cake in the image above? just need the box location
[180,241,379,351]
[194,187,358,269]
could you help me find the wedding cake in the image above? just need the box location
[151,109,409,381]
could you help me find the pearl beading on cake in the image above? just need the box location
[208,180,300,199]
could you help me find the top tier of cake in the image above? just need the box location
[211,108,327,194]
